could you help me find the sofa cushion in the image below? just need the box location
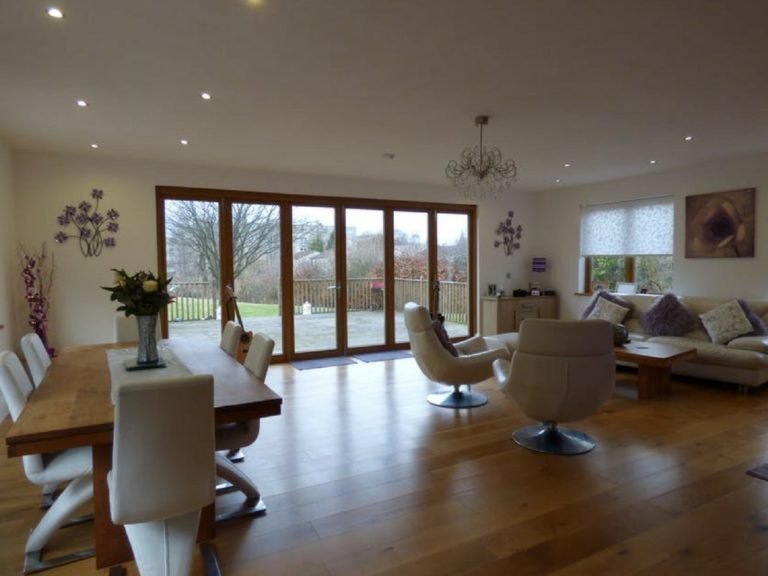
[640,293,695,336]
[582,289,634,319]
[587,296,630,324]
[432,318,458,356]
[699,299,754,344]
[738,300,768,336]
[727,336,768,353]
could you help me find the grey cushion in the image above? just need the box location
[640,293,695,336]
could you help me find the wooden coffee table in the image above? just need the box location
[613,341,697,399]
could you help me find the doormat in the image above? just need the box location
[747,463,768,481]
[291,357,358,370]
[353,350,412,363]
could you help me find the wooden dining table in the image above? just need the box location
[4,336,283,569]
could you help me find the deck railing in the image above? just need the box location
[170,278,467,324]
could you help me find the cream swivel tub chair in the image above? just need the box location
[0,350,94,573]
[404,302,511,408]
[214,332,274,522]
[20,332,51,388]
[109,374,216,576]
[493,318,615,455]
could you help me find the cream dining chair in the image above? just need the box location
[20,332,51,388]
[214,332,275,522]
[109,374,217,576]
[0,350,94,574]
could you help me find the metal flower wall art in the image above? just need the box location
[54,188,120,257]
[494,210,523,256]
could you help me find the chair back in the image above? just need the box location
[110,375,215,525]
[220,321,243,358]
[403,302,453,381]
[0,350,34,420]
[0,351,46,478]
[509,319,615,423]
[20,333,51,387]
[243,332,275,380]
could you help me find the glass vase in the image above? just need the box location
[136,314,159,365]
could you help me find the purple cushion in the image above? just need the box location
[738,300,768,336]
[581,289,634,320]
[640,293,695,336]
[432,318,458,357]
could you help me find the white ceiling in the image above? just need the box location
[2,0,768,192]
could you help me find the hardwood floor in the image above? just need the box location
[3,359,768,575]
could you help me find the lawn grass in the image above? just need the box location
[168,297,278,321]
[237,302,279,317]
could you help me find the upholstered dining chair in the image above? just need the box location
[403,302,512,408]
[20,332,51,388]
[214,332,275,522]
[218,320,245,462]
[109,374,216,576]
[219,320,242,357]
[492,318,615,455]
[0,350,94,574]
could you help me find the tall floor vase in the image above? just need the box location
[136,314,159,365]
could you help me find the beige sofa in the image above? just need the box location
[612,294,768,388]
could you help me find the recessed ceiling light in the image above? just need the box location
[180,139,189,146]
[76,99,88,108]
[684,135,693,141]
[200,92,212,100]
[90,143,99,149]
[649,160,657,164]
[563,163,571,168]
[46,7,64,18]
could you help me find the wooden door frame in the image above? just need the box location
[156,185,477,361]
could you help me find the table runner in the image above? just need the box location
[106,345,191,404]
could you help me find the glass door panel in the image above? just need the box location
[394,211,429,344]
[437,213,469,338]
[231,202,283,354]
[292,206,338,354]
[164,199,221,342]
[345,208,385,348]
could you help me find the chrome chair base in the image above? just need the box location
[24,547,95,574]
[225,448,245,463]
[427,388,488,409]
[215,496,267,523]
[512,423,596,455]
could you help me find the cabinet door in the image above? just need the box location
[515,307,540,330]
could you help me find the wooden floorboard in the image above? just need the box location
[2,359,768,575]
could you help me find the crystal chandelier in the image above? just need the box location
[445,115,517,201]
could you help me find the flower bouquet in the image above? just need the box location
[102,269,173,367]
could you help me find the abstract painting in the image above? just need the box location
[685,188,755,258]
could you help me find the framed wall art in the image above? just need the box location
[685,188,755,258]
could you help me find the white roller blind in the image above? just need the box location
[580,196,673,256]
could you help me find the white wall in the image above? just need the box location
[0,140,14,420]
[0,140,13,353]
[12,150,537,347]
[536,152,768,319]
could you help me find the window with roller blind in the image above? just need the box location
[579,196,674,294]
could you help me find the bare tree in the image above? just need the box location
[165,201,325,285]
[166,202,279,286]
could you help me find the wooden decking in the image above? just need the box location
[2,360,768,575]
